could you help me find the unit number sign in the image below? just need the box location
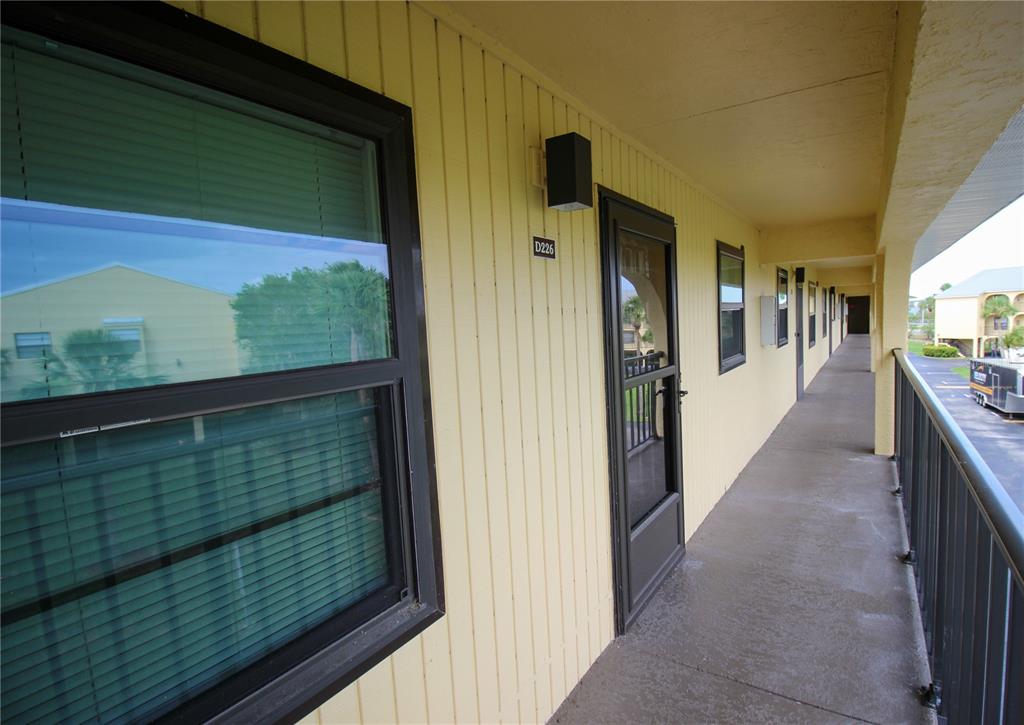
[533,236,556,259]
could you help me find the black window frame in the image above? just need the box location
[716,240,746,374]
[0,4,443,723]
[777,267,789,347]
[823,286,829,335]
[830,287,837,321]
[808,282,817,348]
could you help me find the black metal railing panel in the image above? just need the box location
[894,350,1023,722]
[623,352,662,452]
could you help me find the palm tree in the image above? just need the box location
[622,295,647,351]
[983,294,1016,331]
[1004,326,1024,350]
[21,328,165,398]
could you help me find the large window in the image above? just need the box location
[808,282,817,347]
[717,241,745,372]
[777,268,789,347]
[1,6,441,723]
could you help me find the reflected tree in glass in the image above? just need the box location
[623,295,648,352]
[19,328,165,398]
[231,260,391,373]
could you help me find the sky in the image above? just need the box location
[1,199,389,297]
[909,195,1024,299]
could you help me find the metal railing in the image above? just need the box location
[623,351,662,452]
[893,350,1023,722]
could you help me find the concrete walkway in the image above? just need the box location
[552,336,934,724]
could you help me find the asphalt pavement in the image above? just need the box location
[907,353,1024,512]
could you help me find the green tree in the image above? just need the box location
[231,260,391,372]
[622,294,647,349]
[21,328,162,398]
[982,294,1016,327]
[940,282,952,291]
[1003,326,1024,349]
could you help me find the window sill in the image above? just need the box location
[719,355,746,375]
[184,598,444,724]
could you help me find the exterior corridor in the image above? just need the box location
[552,336,934,724]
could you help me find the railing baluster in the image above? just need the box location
[892,350,1024,723]
[1006,583,1023,723]
[967,527,992,724]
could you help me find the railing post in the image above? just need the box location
[892,350,1024,723]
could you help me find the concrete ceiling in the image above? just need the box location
[450,1,897,228]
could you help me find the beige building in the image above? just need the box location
[934,266,1024,356]
[0,3,1022,724]
[2,264,239,401]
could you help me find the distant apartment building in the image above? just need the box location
[2,264,240,402]
[934,266,1024,356]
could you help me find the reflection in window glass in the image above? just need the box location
[1,40,390,404]
[808,283,817,346]
[777,268,789,346]
[620,232,670,376]
[717,243,745,372]
[1,200,392,402]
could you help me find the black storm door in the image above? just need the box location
[599,189,685,633]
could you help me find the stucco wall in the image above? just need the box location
[160,2,817,722]
[935,296,981,341]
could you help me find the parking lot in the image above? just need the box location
[907,353,1024,511]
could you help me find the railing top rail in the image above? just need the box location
[894,348,1024,587]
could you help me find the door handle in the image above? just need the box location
[679,390,689,399]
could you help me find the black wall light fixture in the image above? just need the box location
[545,132,592,210]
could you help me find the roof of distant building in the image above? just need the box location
[935,267,1024,298]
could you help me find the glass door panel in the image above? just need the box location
[601,192,684,634]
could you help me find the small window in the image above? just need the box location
[717,241,745,373]
[822,287,828,335]
[777,268,789,347]
[623,330,637,344]
[808,282,817,347]
[1,10,440,724]
[14,331,51,358]
[830,287,837,321]
[106,327,143,353]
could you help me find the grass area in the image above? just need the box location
[950,365,970,381]
[624,386,652,423]
[906,339,925,355]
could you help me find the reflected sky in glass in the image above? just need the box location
[1,199,389,296]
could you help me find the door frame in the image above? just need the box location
[827,287,834,356]
[840,293,846,340]
[598,186,685,635]
[795,280,804,399]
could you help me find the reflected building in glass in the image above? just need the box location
[2,262,240,401]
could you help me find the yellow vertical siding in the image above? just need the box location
[162,2,812,722]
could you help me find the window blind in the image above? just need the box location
[1,43,381,243]
[1,390,393,723]
[1,37,394,405]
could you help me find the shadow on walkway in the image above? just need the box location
[551,335,934,724]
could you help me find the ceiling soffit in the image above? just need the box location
[450,1,898,227]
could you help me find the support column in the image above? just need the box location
[874,246,914,455]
